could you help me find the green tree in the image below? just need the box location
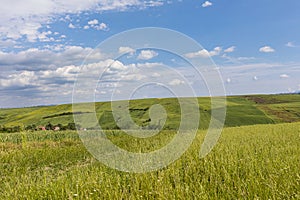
[45,122,53,130]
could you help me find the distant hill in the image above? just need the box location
[0,94,299,131]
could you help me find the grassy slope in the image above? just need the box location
[0,94,299,129]
[0,122,299,199]
[245,94,300,123]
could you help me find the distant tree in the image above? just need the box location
[45,122,53,130]
[56,124,63,129]
[25,124,36,131]
[13,126,21,132]
[25,125,32,131]
[67,122,76,130]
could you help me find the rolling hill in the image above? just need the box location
[0,94,299,131]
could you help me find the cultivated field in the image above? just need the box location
[1,122,299,199]
[1,94,300,131]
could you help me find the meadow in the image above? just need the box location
[1,122,299,199]
[1,94,300,131]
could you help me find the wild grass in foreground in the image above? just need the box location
[0,123,299,199]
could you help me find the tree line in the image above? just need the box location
[0,122,79,133]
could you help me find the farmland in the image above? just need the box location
[0,122,299,199]
[1,94,299,131]
[0,94,299,199]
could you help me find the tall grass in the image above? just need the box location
[0,123,299,199]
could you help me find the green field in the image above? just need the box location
[1,94,299,130]
[0,122,299,199]
[0,94,299,199]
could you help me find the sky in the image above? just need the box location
[0,0,300,108]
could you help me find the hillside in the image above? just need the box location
[0,94,299,131]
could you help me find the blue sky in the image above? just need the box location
[0,0,300,108]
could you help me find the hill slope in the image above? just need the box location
[0,94,299,130]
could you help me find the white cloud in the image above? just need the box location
[145,1,164,7]
[120,74,145,81]
[224,46,236,53]
[137,50,158,60]
[137,62,164,68]
[0,71,38,88]
[2,59,300,108]
[0,59,124,93]
[41,65,80,81]
[0,0,164,42]
[285,42,297,48]
[86,19,109,31]
[210,47,222,56]
[168,79,185,86]
[119,46,135,55]
[88,19,99,25]
[95,23,109,31]
[185,47,222,58]
[202,1,213,7]
[68,23,76,29]
[110,60,128,71]
[280,74,289,78]
[37,31,54,42]
[0,39,16,48]
[259,46,275,53]
[237,57,256,61]
[185,50,209,58]
[152,72,161,77]
[0,46,105,71]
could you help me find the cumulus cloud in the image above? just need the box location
[0,45,104,71]
[0,39,16,48]
[0,59,123,101]
[202,1,213,7]
[96,22,109,31]
[280,74,289,78]
[0,0,164,42]
[137,50,158,60]
[88,19,99,25]
[110,60,128,71]
[37,31,54,42]
[86,19,109,31]
[68,23,76,29]
[0,71,38,88]
[259,46,275,53]
[168,79,185,86]
[120,74,146,81]
[224,46,236,53]
[152,72,161,77]
[185,47,222,58]
[136,62,164,68]
[285,42,298,48]
[118,46,135,55]
[41,65,80,80]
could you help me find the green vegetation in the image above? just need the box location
[0,122,299,199]
[1,94,299,132]
[0,94,299,198]
[246,94,300,123]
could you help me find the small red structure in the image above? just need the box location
[38,126,46,131]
